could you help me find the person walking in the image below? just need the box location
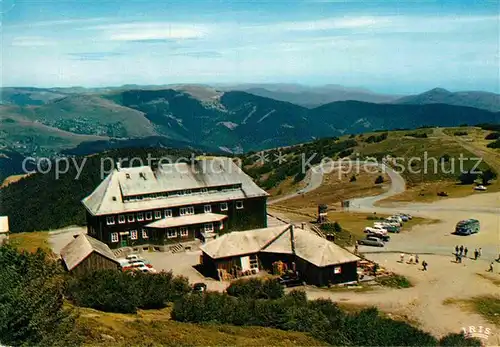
[474,249,479,260]
[464,247,468,258]
[400,253,405,263]
[455,245,459,255]
[422,260,428,271]
[457,254,462,263]
[459,245,464,256]
[478,248,482,257]
[487,262,494,272]
[415,254,419,264]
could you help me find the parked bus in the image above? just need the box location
[454,219,480,235]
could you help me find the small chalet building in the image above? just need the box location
[200,224,361,286]
[60,234,120,276]
[0,216,9,245]
[82,157,269,250]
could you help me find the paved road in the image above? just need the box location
[268,163,324,205]
[269,160,396,205]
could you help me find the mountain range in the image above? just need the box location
[0,85,499,159]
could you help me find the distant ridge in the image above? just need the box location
[393,87,500,112]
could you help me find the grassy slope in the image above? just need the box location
[9,231,50,253]
[76,306,323,347]
[444,295,500,327]
[22,95,157,138]
[353,127,500,203]
[273,169,390,210]
[255,127,499,205]
[0,111,108,156]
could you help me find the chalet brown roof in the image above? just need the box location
[145,213,228,229]
[82,157,268,216]
[60,234,119,271]
[200,225,289,259]
[201,225,360,267]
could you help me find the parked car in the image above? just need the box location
[278,274,305,287]
[474,185,487,191]
[193,282,207,293]
[378,225,400,233]
[395,214,409,222]
[385,218,403,226]
[364,226,388,235]
[374,223,400,233]
[358,236,384,247]
[367,233,391,242]
[128,259,153,268]
[397,213,412,220]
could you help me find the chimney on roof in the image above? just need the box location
[289,225,296,255]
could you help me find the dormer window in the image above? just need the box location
[125,173,130,179]
[139,172,146,180]
[106,216,115,225]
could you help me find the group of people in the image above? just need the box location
[399,253,427,271]
[454,245,482,263]
[454,245,498,273]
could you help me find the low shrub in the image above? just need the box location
[226,278,284,300]
[66,270,191,314]
[375,274,413,288]
[405,132,428,138]
[484,132,500,140]
[172,291,448,346]
[453,131,468,136]
[487,139,500,149]
[375,175,385,184]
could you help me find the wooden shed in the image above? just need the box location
[200,224,360,285]
[60,234,120,276]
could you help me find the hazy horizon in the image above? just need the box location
[3,0,499,94]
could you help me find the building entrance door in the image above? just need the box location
[240,256,251,271]
[120,236,128,248]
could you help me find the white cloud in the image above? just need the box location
[10,36,56,47]
[85,22,210,41]
[244,14,499,34]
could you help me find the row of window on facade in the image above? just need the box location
[109,224,211,243]
[106,201,243,226]
[122,184,241,202]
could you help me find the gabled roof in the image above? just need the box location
[82,157,268,216]
[60,234,119,271]
[201,225,360,267]
[292,229,360,267]
[200,225,290,259]
[146,213,227,229]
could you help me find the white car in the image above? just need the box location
[126,254,140,261]
[375,221,399,228]
[364,227,388,235]
[474,185,487,191]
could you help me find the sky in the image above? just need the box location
[2,0,499,94]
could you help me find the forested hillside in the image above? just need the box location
[0,147,205,233]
